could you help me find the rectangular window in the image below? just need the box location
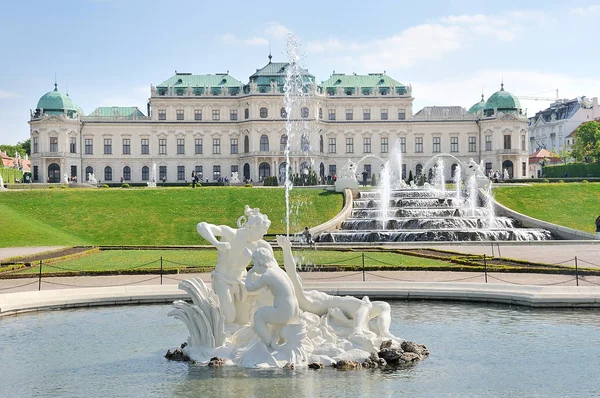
[398,109,406,120]
[485,162,493,177]
[363,137,371,153]
[33,165,39,181]
[159,166,167,181]
[328,138,336,153]
[346,137,354,153]
[328,109,336,120]
[433,137,441,153]
[231,165,238,176]
[415,137,423,153]
[176,109,184,120]
[213,165,221,181]
[195,138,202,154]
[212,109,220,121]
[159,138,167,154]
[122,138,130,155]
[177,138,185,154]
[103,138,112,155]
[50,137,58,152]
[329,164,336,178]
[468,136,477,152]
[158,109,166,120]
[33,137,39,153]
[522,162,527,177]
[346,109,353,120]
[195,165,203,180]
[194,109,202,121]
[381,109,388,120]
[451,137,458,152]
[69,137,76,153]
[70,165,77,179]
[486,135,492,151]
[402,164,407,179]
[177,166,185,180]
[213,138,221,154]
[363,109,370,120]
[400,137,406,153]
[141,138,149,154]
[504,135,511,150]
[230,110,238,121]
[381,137,388,153]
[521,135,526,151]
[231,138,238,154]
[85,139,93,154]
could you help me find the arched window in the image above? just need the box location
[104,166,113,181]
[260,135,269,152]
[280,135,288,151]
[300,161,310,175]
[451,163,458,178]
[48,163,60,183]
[301,107,309,118]
[142,166,149,181]
[280,107,287,118]
[85,166,93,181]
[415,164,423,177]
[502,160,514,179]
[259,162,270,181]
[244,135,249,153]
[279,162,287,182]
[123,166,131,181]
[260,107,268,118]
[243,163,250,181]
[244,108,249,119]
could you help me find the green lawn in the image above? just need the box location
[493,183,600,233]
[0,187,343,247]
[12,248,455,275]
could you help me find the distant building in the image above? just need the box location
[29,58,531,184]
[528,96,600,154]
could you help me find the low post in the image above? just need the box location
[496,243,502,258]
[38,260,43,291]
[575,256,579,286]
[362,252,365,282]
[483,254,488,283]
[160,256,163,285]
[491,242,495,257]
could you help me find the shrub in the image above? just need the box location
[121,183,130,188]
[582,180,589,183]
[101,184,109,188]
[48,186,55,189]
[542,179,549,183]
[558,180,565,183]
[245,183,252,188]
[371,174,378,186]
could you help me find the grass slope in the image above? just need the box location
[0,187,342,247]
[493,183,600,233]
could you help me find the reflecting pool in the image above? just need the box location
[1,301,599,397]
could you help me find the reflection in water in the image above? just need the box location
[1,302,599,397]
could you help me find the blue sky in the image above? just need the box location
[1,0,600,145]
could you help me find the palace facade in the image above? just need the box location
[29,58,530,184]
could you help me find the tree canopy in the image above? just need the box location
[0,139,30,158]
[571,121,600,163]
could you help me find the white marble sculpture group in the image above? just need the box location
[169,205,402,368]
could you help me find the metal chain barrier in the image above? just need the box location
[577,258,600,267]
[41,275,160,288]
[0,279,39,291]
[302,272,363,280]
[365,271,485,283]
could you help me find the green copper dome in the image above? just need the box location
[467,94,486,115]
[36,84,83,115]
[483,84,521,116]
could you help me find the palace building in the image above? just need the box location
[29,57,530,184]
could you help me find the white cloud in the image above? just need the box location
[264,22,292,39]
[570,5,600,14]
[0,90,18,99]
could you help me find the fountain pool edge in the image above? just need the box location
[2,281,600,316]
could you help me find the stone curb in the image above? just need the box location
[2,281,600,317]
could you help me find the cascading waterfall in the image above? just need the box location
[316,156,553,243]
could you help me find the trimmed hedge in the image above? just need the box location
[544,162,600,178]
